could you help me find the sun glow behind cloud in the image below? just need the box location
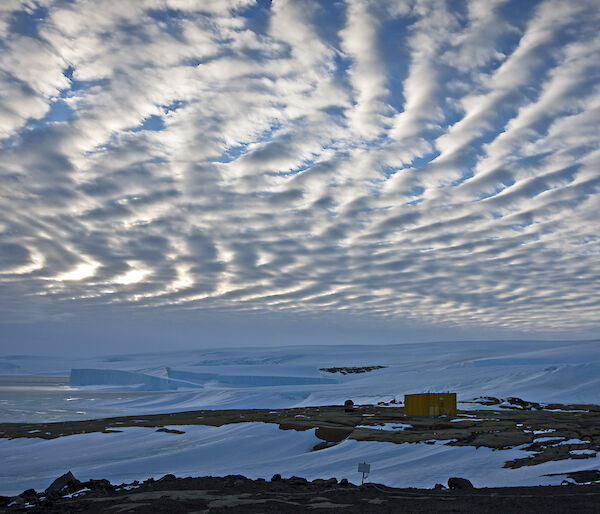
[113,266,151,286]
[0,0,599,336]
[54,262,100,282]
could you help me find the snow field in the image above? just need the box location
[2,340,600,422]
[2,422,600,496]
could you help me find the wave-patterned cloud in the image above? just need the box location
[1,0,599,334]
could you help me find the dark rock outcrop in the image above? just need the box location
[45,471,80,495]
[476,396,502,405]
[312,441,338,451]
[311,477,338,486]
[6,475,600,513]
[506,397,541,410]
[543,469,600,484]
[320,366,387,374]
[87,478,112,490]
[448,477,474,489]
[155,427,186,434]
[567,470,600,483]
[315,426,353,442]
[287,476,308,486]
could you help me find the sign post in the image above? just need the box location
[357,462,370,484]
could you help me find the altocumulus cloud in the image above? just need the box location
[0,0,599,335]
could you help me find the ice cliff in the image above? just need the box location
[69,369,203,391]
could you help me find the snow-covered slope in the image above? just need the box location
[3,423,600,495]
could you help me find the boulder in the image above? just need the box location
[344,399,354,412]
[339,478,349,486]
[45,471,80,495]
[271,473,282,482]
[157,474,176,482]
[312,477,338,486]
[288,476,308,486]
[18,489,37,499]
[87,479,112,490]
[448,477,474,490]
[434,483,446,490]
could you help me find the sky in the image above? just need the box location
[1,0,599,354]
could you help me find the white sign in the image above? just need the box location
[357,462,370,473]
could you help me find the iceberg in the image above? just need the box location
[166,368,338,387]
[69,369,203,391]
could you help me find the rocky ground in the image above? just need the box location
[2,472,600,513]
[1,398,599,469]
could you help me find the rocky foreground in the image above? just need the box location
[3,398,600,512]
[2,471,600,513]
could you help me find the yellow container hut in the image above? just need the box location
[404,392,457,416]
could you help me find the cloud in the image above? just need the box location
[0,0,599,339]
